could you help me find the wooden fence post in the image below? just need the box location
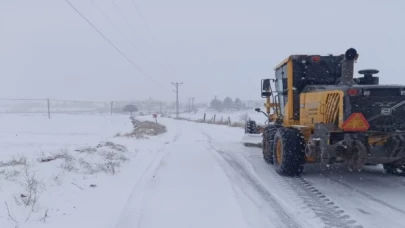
[47,98,51,119]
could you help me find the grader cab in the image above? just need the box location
[256,48,405,176]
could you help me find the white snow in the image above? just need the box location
[179,109,267,125]
[115,124,250,228]
[1,113,404,228]
[0,114,159,228]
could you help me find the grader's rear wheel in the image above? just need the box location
[383,163,405,175]
[272,128,306,176]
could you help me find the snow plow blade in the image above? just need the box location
[242,133,263,147]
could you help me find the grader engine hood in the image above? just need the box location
[345,86,405,132]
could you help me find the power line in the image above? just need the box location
[171,82,183,118]
[91,0,143,56]
[93,0,177,93]
[0,98,45,101]
[111,0,178,78]
[94,0,178,93]
[64,0,168,91]
[91,0,172,77]
[91,0,122,32]
[51,99,106,104]
[131,0,149,28]
[112,0,138,34]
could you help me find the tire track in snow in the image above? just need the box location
[202,133,302,228]
[320,173,405,216]
[206,133,364,228]
[286,177,363,228]
[115,130,181,228]
[245,153,363,228]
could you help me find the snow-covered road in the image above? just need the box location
[116,122,251,228]
[116,117,405,228]
[2,115,404,228]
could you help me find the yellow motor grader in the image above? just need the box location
[250,48,405,176]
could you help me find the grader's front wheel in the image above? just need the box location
[245,120,257,134]
[272,128,306,176]
[262,125,282,164]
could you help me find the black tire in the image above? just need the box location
[262,124,282,164]
[272,128,306,176]
[383,163,405,175]
[245,120,257,134]
[364,163,378,166]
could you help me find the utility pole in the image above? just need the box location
[159,102,162,114]
[110,101,114,116]
[190,97,195,112]
[188,98,191,113]
[47,98,51,119]
[171,82,183,118]
[188,97,194,113]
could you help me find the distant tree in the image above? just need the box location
[223,97,234,110]
[123,104,138,114]
[210,98,223,112]
[234,98,244,110]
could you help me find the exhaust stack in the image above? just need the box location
[340,48,358,86]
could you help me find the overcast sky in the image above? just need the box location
[1,0,404,103]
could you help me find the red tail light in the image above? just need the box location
[311,56,320,62]
[347,89,358,96]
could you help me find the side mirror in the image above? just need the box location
[261,91,272,97]
[255,108,269,117]
[262,79,270,91]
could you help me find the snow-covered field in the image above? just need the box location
[1,113,404,228]
[0,114,167,228]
